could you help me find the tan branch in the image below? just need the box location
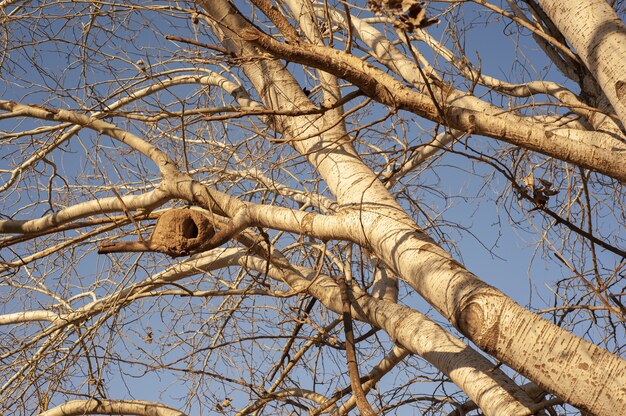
[250,0,299,41]
[0,188,170,234]
[336,276,377,416]
[335,346,410,415]
[0,100,178,175]
[40,399,186,416]
[240,29,626,182]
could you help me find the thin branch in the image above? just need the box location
[336,276,377,416]
[239,28,626,182]
[249,0,300,40]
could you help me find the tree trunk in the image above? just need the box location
[197,1,626,414]
[537,0,626,128]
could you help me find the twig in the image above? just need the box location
[336,276,377,416]
[164,35,233,55]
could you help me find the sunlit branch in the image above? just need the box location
[382,131,459,187]
[39,399,186,416]
[0,69,261,193]
[0,100,177,175]
[193,167,336,211]
[0,221,124,272]
[234,230,537,412]
[284,0,346,128]
[0,310,61,325]
[240,28,626,182]
[0,188,170,234]
[335,346,410,416]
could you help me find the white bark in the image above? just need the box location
[320,6,626,154]
[0,189,170,233]
[2,2,625,415]
[0,310,59,325]
[197,2,540,414]
[196,2,626,414]
[538,0,626,127]
[40,399,186,416]
[245,30,626,182]
[0,100,177,175]
[6,242,537,414]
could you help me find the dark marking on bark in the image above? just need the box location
[30,104,59,119]
[578,362,589,371]
[300,212,315,235]
[457,301,500,353]
[616,80,626,104]
[419,243,434,252]
[449,259,463,270]
[45,108,59,119]
[545,130,553,139]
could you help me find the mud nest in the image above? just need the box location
[150,209,215,256]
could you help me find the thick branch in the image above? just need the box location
[241,29,626,182]
[0,189,170,234]
[40,399,186,416]
[233,231,538,415]
[250,0,299,40]
[536,0,626,127]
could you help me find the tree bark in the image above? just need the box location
[537,0,626,128]
[40,399,186,416]
[196,1,626,414]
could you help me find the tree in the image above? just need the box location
[0,0,625,414]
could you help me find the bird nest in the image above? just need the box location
[149,209,215,256]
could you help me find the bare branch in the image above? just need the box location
[40,399,186,416]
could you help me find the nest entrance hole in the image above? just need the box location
[182,217,199,239]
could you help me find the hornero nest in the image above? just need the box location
[149,209,215,256]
